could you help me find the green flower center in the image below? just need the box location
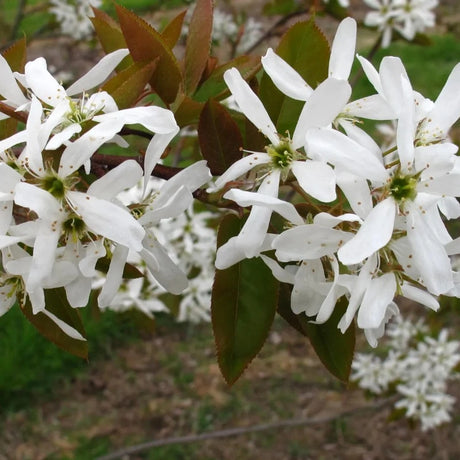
[266,141,296,170]
[41,176,66,199]
[63,215,86,238]
[389,175,417,202]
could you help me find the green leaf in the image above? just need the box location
[212,214,279,385]
[259,18,330,135]
[101,60,157,109]
[20,288,88,359]
[303,297,355,383]
[161,9,187,49]
[263,0,298,15]
[91,8,132,71]
[184,0,213,95]
[116,4,182,104]
[278,284,355,382]
[194,55,260,103]
[198,99,243,175]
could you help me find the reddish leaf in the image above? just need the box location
[198,99,243,175]
[102,60,157,109]
[91,8,132,71]
[20,288,88,359]
[184,0,213,95]
[116,5,182,104]
[2,37,26,72]
[212,214,279,385]
[161,9,187,49]
[194,55,260,103]
[174,95,203,127]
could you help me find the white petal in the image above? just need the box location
[79,240,106,277]
[336,171,373,218]
[292,78,351,148]
[235,171,280,257]
[261,48,312,100]
[406,204,453,295]
[357,273,396,329]
[357,54,382,94]
[338,198,396,265]
[306,127,388,183]
[42,309,86,341]
[143,131,178,193]
[291,160,336,202]
[14,183,62,218]
[329,18,357,81]
[224,188,304,225]
[344,95,395,120]
[67,191,145,252]
[88,160,143,199]
[260,255,295,284]
[210,153,270,191]
[379,56,410,114]
[313,212,361,227]
[0,54,28,107]
[98,244,129,308]
[224,68,279,145]
[94,106,179,135]
[274,225,352,261]
[141,240,188,295]
[158,160,211,198]
[46,124,82,150]
[24,57,67,107]
[425,62,460,135]
[396,75,416,172]
[59,119,123,176]
[401,283,439,311]
[66,49,130,96]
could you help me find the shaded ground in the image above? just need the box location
[1,317,460,460]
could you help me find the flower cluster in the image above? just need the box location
[364,0,438,47]
[102,178,218,323]
[352,317,460,430]
[50,0,102,40]
[0,49,211,337]
[211,17,460,346]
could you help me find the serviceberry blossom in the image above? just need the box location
[364,0,438,47]
[0,51,213,337]
[352,318,460,430]
[50,0,102,40]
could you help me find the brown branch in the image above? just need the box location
[0,101,28,123]
[96,396,397,460]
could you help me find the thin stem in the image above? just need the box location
[9,0,27,42]
[0,101,28,123]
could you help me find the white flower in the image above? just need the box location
[49,0,102,40]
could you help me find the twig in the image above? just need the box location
[9,0,27,42]
[96,396,397,460]
[244,9,308,55]
[0,101,28,123]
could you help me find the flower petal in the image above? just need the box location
[292,78,351,148]
[329,18,356,81]
[338,198,396,265]
[224,68,279,145]
[261,48,312,100]
[291,160,336,202]
[67,191,145,252]
[66,49,130,96]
